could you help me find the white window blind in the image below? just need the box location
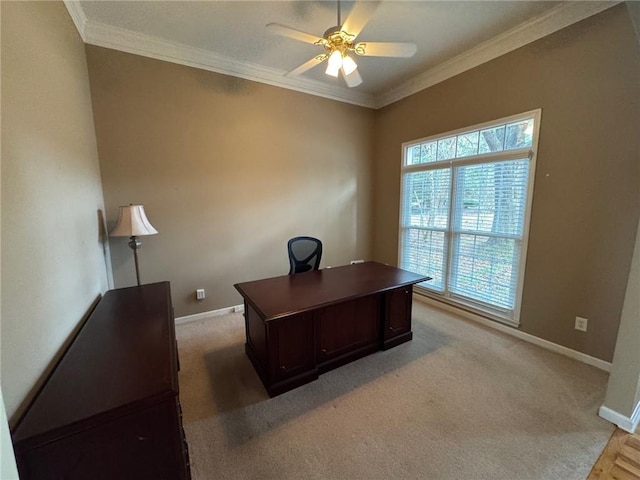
[399,110,540,324]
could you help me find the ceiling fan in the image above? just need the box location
[267,1,417,88]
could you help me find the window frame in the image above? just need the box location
[397,109,542,326]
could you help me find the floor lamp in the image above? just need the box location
[110,205,158,286]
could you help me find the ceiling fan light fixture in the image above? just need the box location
[342,54,358,75]
[326,50,342,77]
[268,1,416,88]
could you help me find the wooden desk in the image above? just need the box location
[12,282,191,480]
[234,262,429,396]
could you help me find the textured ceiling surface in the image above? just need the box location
[78,1,563,96]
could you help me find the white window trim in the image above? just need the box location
[397,109,542,327]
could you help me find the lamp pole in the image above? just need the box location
[128,235,143,286]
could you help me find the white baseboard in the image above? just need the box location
[599,402,640,433]
[178,295,612,372]
[175,304,244,325]
[414,294,612,372]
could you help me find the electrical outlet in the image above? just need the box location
[196,289,205,300]
[575,316,588,332]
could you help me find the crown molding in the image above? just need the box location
[82,20,375,108]
[375,1,620,108]
[63,0,87,40]
[64,1,618,110]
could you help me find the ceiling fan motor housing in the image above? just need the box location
[320,26,355,55]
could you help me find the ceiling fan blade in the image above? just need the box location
[354,42,417,58]
[341,1,381,39]
[266,23,323,45]
[341,67,363,88]
[286,55,327,77]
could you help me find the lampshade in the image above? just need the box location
[342,54,358,75]
[110,205,158,237]
[325,50,342,77]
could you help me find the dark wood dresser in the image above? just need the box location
[11,282,191,480]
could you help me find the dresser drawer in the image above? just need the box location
[16,398,188,480]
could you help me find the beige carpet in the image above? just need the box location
[176,300,613,480]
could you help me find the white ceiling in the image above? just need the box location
[66,1,618,108]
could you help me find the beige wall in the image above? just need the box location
[1,2,110,420]
[372,5,640,362]
[602,218,640,420]
[86,47,374,317]
[628,1,640,46]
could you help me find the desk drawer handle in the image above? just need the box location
[280,366,286,371]
[321,349,327,354]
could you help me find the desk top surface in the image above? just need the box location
[234,261,429,321]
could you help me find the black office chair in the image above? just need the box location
[287,236,322,274]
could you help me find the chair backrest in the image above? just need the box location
[287,236,322,274]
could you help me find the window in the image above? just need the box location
[399,110,540,325]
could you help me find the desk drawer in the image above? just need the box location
[268,312,314,381]
[316,295,380,363]
[382,286,414,349]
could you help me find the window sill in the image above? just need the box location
[413,286,521,328]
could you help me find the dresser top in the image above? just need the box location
[13,281,178,445]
